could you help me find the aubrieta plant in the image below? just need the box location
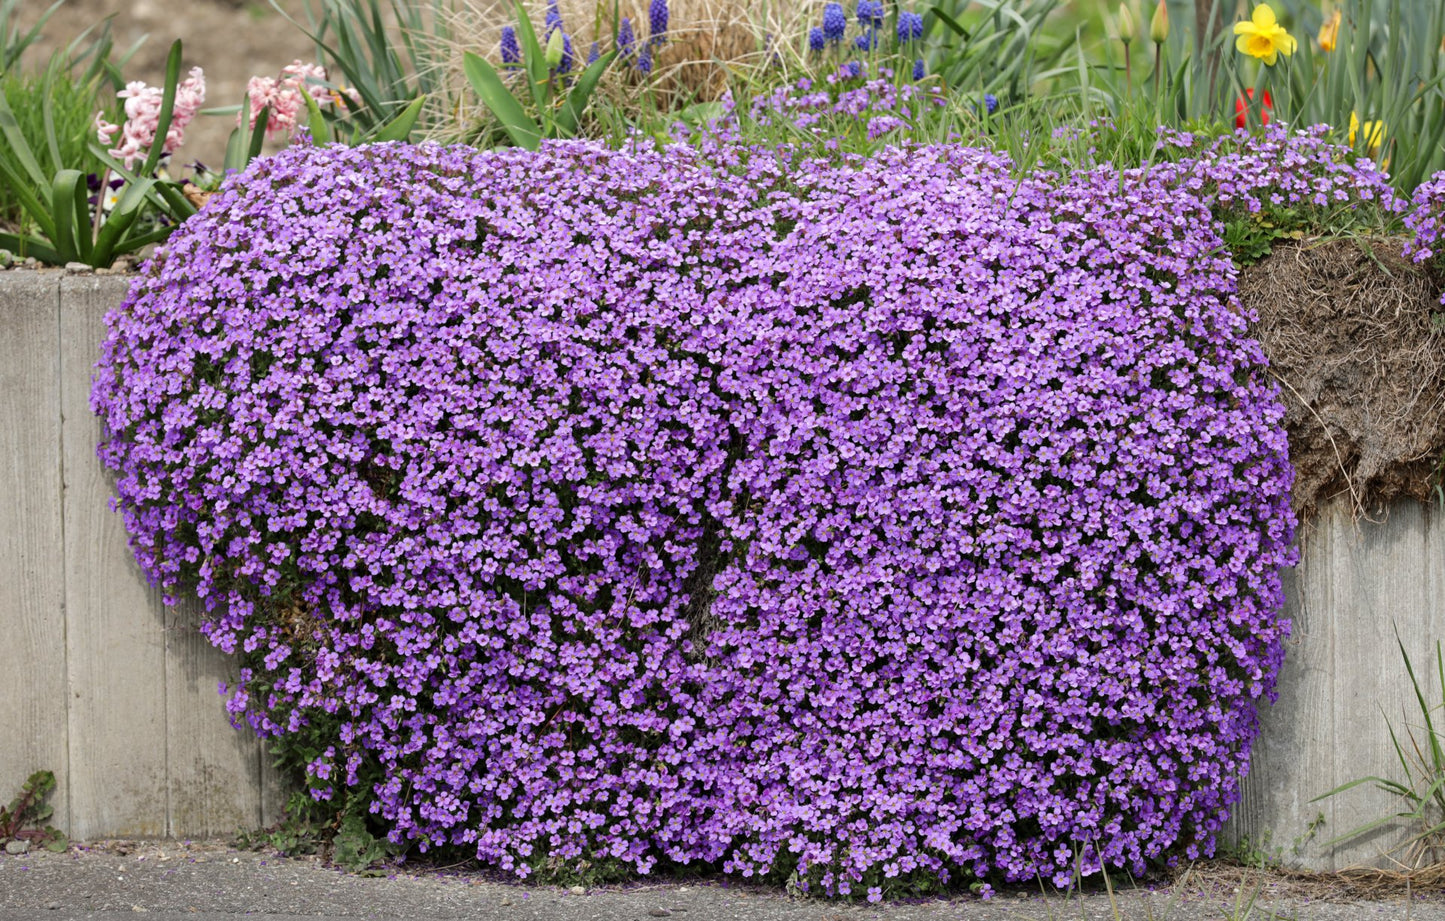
[94,136,1298,896]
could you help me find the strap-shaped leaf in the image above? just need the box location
[371,95,425,143]
[511,5,551,111]
[928,5,971,40]
[92,176,156,267]
[51,169,92,265]
[138,40,184,180]
[554,50,616,139]
[462,51,541,150]
[303,89,334,146]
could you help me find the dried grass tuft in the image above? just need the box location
[419,0,823,138]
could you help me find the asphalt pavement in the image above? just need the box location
[1,840,1442,921]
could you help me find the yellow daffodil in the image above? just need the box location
[1318,9,1341,52]
[1234,5,1297,66]
[1348,112,1386,153]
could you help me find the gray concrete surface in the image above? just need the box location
[1,842,1443,921]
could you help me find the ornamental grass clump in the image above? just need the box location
[93,138,1296,895]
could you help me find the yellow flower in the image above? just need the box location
[1348,112,1386,153]
[1318,9,1341,52]
[1234,4,1298,65]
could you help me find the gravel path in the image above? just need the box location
[2,841,1443,921]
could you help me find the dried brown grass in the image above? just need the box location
[1184,858,1445,903]
[417,0,823,138]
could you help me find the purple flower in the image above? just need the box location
[855,28,878,50]
[617,17,636,57]
[897,11,924,42]
[560,32,575,73]
[94,135,1313,899]
[500,25,520,65]
[636,43,652,73]
[545,0,562,35]
[649,0,669,44]
[822,3,847,42]
[856,0,884,28]
[984,92,998,113]
[912,57,925,80]
[809,26,825,52]
[587,40,600,66]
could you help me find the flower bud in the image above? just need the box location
[1318,9,1341,52]
[1117,2,1137,44]
[544,27,565,69]
[1150,0,1169,44]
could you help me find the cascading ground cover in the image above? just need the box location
[92,139,1296,894]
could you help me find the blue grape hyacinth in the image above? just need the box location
[649,0,669,43]
[500,25,520,65]
[809,26,826,52]
[898,11,924,42]
[822,3,847,42]
[617,17,636,57]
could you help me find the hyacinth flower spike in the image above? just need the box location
[500,25,521,66]
[617,17,636,58]
[822,3,847,43]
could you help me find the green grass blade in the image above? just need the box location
[0,230,62,265]
[0,84,50,190]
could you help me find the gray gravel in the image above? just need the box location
[1,841,1441,921]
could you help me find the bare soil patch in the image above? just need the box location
[1241,236,1445,521]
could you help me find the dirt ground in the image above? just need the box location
[20,0,317,168]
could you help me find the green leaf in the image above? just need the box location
[0,152,58,244]
[138,40,183,180]
[0,84,50,191]
[370,95,424,143]
[928,4,971,39]
[92,176,156,267]
[51,169,92,265]
[302,89,333,146]
[462,51,541,150]
[0,229,63,265]
[554,50,616,139]
[512,4,551,111]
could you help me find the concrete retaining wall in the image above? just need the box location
[1,272,284,841]
[0,271,1438,867]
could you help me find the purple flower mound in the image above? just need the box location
[93,139,1296,894]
